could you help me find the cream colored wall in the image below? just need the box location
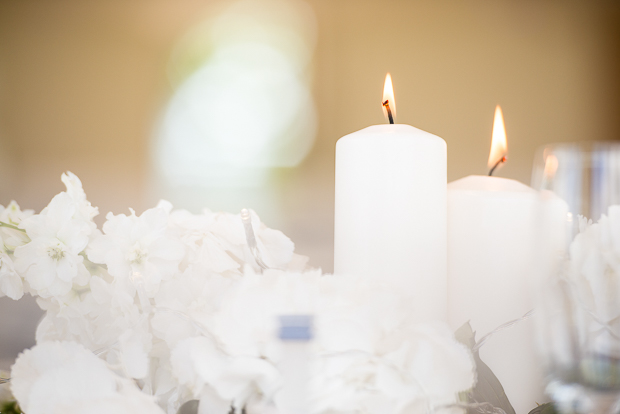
[0,0,619,362]
[287,0,620,270]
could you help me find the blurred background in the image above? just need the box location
[0,0,619,367]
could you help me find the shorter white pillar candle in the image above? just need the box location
[447,175,554,413]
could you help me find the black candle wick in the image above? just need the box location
[488,156,507,176]
[382,100,394,124]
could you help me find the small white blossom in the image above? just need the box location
[0,201,32,299]
[13,192,92,298]
[0,252,23,299]
[35,273,144,353]
[87,207,185,296]
[168,208,242,274]
[60,172,98,227]
[10,341,164,414]
[11,341,118,414]
[171,336,279,412]
[118,328,152,380]
[0,201,33,250]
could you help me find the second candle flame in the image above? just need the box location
[487,105,508,171]
[382,73,396,124]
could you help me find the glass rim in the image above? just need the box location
[535,141,620,154]
[532,141,620,190]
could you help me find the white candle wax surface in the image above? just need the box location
[334,124,447,323]
[447,175,557,414]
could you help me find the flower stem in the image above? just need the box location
[0,221,26,233]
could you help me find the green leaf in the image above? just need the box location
[0,221,25,233]
[455,320,476,349]
[455,321,516,414]
[0,400,23,414]
[528,402,557,414]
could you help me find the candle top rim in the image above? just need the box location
[448,175,536,194]
[339,124,444,141]
[359,124,431,133]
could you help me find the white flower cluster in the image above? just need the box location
[563,206,620,350]
[11,341,165,414]
[1,172,475,414]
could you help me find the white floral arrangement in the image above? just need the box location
[552,208,620,360]
[0,172,475,414]
[567,206,620,328]
[539,205,620,397]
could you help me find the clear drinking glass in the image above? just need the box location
[532,142,620,414]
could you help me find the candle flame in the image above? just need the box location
[487,105,508,170]
[382,73,396,122]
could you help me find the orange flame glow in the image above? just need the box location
[487,105,508,170]
[544,154,559,179]
[382,73,396,122]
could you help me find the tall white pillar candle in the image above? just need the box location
[334,123,447,322]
